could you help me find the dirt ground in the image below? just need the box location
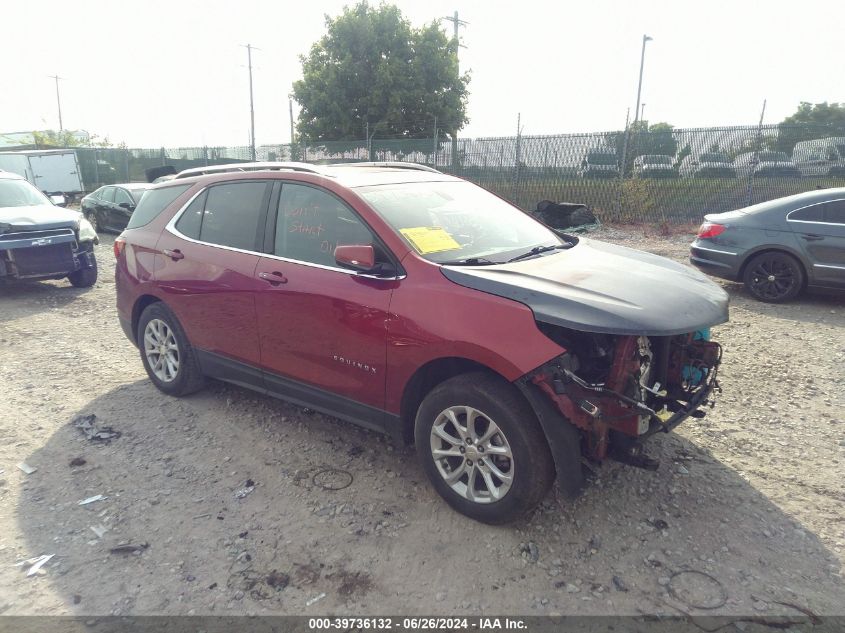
[0,225,843,619]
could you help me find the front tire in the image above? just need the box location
[742,251,804,303]
[85,211,100,234]
[68,255,98,288]
[137,302,205,396]
[414,372,555,524]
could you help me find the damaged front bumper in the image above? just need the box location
[520,333,722,470]
[0,229,96,281]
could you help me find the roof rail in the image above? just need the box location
[331,161,442,174]
[174,161,326,179]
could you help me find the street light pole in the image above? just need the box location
[633,35,652,125]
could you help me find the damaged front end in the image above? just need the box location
[523,325,722,470]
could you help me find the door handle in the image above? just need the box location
[163,248,185,261]
[259,271,288,285]
[801,234,824,242]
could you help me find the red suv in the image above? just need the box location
[115,162,728,523]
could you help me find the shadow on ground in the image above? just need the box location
[11,377,845,619]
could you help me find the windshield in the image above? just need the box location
[642,155,671,165]
[0,179,51,208]
[357,181,561,264]
[587,152,617,165]
[700,153,730,163]
[758,152,788,162]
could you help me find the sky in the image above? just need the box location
[1,0,842,148]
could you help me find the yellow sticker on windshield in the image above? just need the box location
[399,227,461,254]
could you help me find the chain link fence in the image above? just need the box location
[67,123,845,223]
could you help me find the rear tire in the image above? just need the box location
[414,372,555,524]
[68,256,98,288]
[137,302,205,396]
[742,251,804,303]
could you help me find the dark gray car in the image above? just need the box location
[690,188,845,302]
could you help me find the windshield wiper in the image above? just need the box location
[506,243,569,263]
[440,256,498,266]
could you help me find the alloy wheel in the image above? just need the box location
[143,318,180,382]
[429,406,514,504]
[748,256,798,300]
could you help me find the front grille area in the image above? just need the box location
[0,228,76,243]
[9,243,76,276]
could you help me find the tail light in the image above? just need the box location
[114,236,126,259]
[697,222,726,239]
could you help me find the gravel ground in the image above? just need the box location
[0,226,843,619]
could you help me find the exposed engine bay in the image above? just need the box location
[527,324,722,469]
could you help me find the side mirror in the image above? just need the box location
[119,202,134,210]
[335,244,376,272]
[50,194,67,207]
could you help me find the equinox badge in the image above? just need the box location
[30,238,52,247]
[332,355,377,374]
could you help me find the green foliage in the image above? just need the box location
[33,130,114,148]
[292,1,469,141]
[777,102,845,154]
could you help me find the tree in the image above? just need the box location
[777,102,845,154]
[292,2,469,142]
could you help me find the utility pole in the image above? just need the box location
[442,11,468,171]
[242,44,259,161]
[513,112,523,199]
[633,35,652,125]
[432,115,438,166]
[746,99,767,206]
[640,103,646,122]
[48,75,64,131]
[289,97,295,148]
[616,107,631,215]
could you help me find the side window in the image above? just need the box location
[127,184,191,229]
[198,182,268,251]
[114,188,133,206]
[274,183,375,267]
[823,200,845,224]
[789,204,825,222]
[175,190,207,239]
[99,187,115,203]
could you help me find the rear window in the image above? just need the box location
[197,182,269,250]
[126,184,191,229]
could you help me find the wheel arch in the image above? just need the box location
[738,246,809,288]
[398,357,512,445]
[131,294,163,344]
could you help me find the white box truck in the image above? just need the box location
[0,149,84,200]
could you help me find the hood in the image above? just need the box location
[0,204,82,231]
[441,238,729,336]
[699,162,735,170]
